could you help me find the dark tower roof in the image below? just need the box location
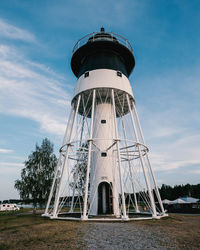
[71,28,135,78]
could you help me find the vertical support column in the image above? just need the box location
[44,108,74,216]
[132,104,165,215]
[111,89,128,220]
[82,89,96,220]
[70,116,86,213]
[121,117,139,213]
[52,95,81,218]
[126,94,157,217]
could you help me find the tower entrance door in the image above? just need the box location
[98,182,113,214]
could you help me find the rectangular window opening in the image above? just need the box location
[84,71,89,78]
[101,119,106,124]
[101,152,107,157]
[117,71,122,77]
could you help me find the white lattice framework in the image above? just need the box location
[43,87,167,221]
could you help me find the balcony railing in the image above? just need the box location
[72,32,133,55]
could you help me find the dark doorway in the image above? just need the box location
[98,182,113,214]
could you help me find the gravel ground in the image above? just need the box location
[80,222,175,249]
[1,213,199,249]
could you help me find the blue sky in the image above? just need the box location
[0,0,200,201]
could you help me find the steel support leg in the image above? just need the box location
[82,89,96,220]
[132,103,165,215]
[112,89,128,220]
[44,107,74,216]
[52,95,81,218]
[126,94,157,217]
[121,117,139,213]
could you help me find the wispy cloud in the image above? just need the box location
[190,169,200,175]
[0,148,13,153]
[0,162,23,168]
[0,43,72,136]
[0,18,36,42]
[0,162,24,178]
[0,20,72,138]
[148,131,200,174]
[0,20,75,201]
[130,67,200,181]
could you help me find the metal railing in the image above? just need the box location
[72,32,133,54]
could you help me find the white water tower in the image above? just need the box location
[43,28,167,221]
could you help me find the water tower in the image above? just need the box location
[43,28,167,221]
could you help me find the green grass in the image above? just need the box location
[0,210,85,249]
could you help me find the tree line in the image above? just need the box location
[159,184,200,200]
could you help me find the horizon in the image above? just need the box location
[1,182,200,203]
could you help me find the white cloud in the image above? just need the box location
[0,44,72,136]
[152,157,200,172]
[0,21,72,136]
[149,126,179,139]
[148,132,200,175]
[132,65,200,181]
[190,169,200,175]
[0,162,24,175]
[0,162,23,168]
[0,148,13,153]
[0,19,36,42]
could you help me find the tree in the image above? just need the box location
[159,183,200,200]
[15,138,58,212]
[159,184,173,200]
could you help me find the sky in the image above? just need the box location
[0,0,200,201]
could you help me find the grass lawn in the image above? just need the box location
[0,210,85,249]
[0,210,200,249]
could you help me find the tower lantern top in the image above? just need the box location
[71,29,135,78]
[72,28,133,54]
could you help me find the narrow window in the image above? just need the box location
[117,71,122,77]
[101,119,106,124]
[84,71,89,78]
[101,152,107,157]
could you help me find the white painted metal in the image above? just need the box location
[121,117,139,213]
[44,64,167,221]
[44,108,74,216]
[52,95,81,218]
[73,69,134,99]
[126,94,157,217]
[132,104,166,215]
[112,89,128,220]
[89,100,120,216]
[82,89,96,220]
